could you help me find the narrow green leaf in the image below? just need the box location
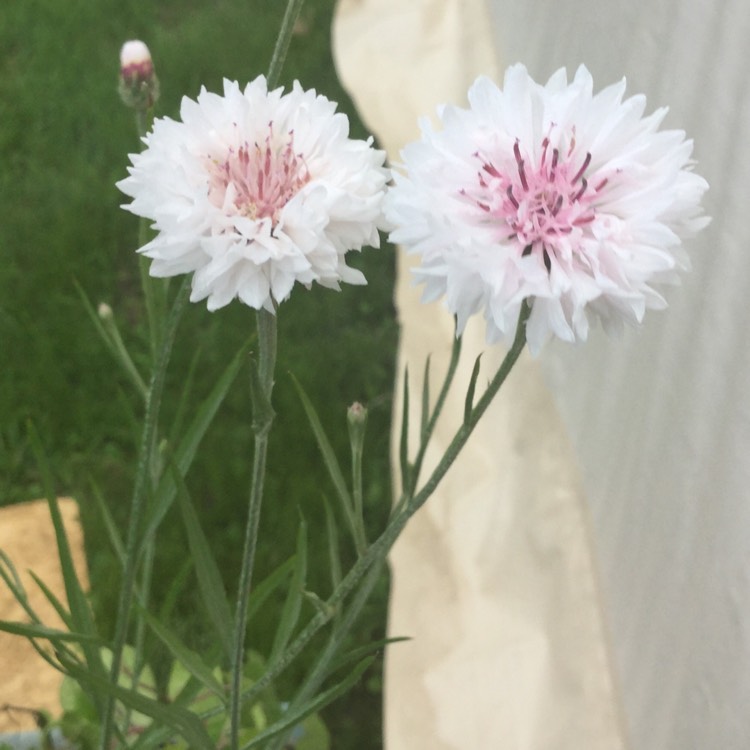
[0,552,82,669]
[330,636,411,672]
[0,620,99,643]
[245,557,295,625]
[0,549,29,609]
[140,610,225,700]
[399,366,411,492]
[74,279,148,399]
[157,558,193,624]
[89,478,125,565]
[169,454,233,660]
[464,353,483,425]
[141,339,250,550]
[290,374,356,536]
[269,519,307,666]
[28,425,95,638]
[321,495,342,595]
[0,551,46,628]
[168,342,205,447]
[28,571,73,630]
[129,676,206,750]
[241,657,375,749]
[420,355,431,440]
[63,659,214,750]
[26,422,106,714]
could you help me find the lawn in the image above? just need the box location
[0,0,397,746]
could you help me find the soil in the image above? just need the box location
[0,499,88,732]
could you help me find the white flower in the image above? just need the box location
[384,64,709,354]
[118,77,389,311]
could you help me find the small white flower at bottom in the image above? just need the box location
[384,64,709,355]
[118,76,389,312]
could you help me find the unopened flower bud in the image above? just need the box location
[347,402,368,427]
[347,401,368,454]
[119,40,159,110]
[97,302,113,320]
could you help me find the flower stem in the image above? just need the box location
[226,302,531,716]
[397,328,462,513]
[98,278,190,750]
[229,309,277,750]
[227,2,303,743]
[266,0,306,90]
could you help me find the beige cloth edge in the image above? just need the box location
[333,1,627,747]
[0,498,89,731]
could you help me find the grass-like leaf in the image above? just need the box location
[140,609,226,701]
[27,422,107,713]
[245,557,295,625]
[464,353,483,425]
[157,558,194,624]
[74,279,148,400]
[269,519,308,667]
[321,495,342,595]
[141,338,251,551]
[241,656,374,749]
[168,342,205,447]
[399,366,411,493]
[28,571,74,631]
[420,355,431,441]
[170,454,233,661]
[290,374,357,542]
[330,636,410,672]
[89,477,126,565]
[0,619,99,643]
[63,658,215,750]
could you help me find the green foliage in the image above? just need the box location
[0,0,396,747]
[54,647,330,750]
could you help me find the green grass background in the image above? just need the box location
[0,0,397,746]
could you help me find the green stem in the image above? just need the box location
[398,328,462,512]
[227,2,304,743]
[98,279,190,750]
[266,0,306,90]
[223,303,531,716]
[268,558,386,750]
[350,435,367,556]
[229,309,277,750]
[134,107,165,366]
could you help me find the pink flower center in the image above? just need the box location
[209,124,310,225]
[469,135,608,269]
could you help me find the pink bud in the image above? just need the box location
[119,40,159,110]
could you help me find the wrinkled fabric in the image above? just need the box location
[333,2,627,748]
[335,0,750,749]
[487,1,750,749]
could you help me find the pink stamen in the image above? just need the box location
[208,124,310,224]
[572,178,588,201]
[513,142,529,191]
[572,152,591,184]
[470,131,602,275]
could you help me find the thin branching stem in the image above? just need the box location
[229,309,277,750]
[216,303,531,718]
[99,278,190,750]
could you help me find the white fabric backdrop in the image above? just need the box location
[488,1,750,749]
[334,1,626,748]
[334,0,750,748]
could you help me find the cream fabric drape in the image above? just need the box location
[334,0,750,748]
[485,2,750,749]
[334,2,626,748]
